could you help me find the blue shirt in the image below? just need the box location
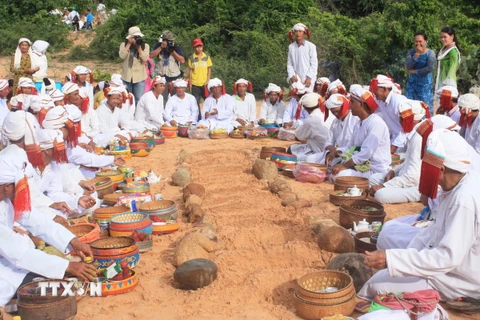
[86,13,94,22]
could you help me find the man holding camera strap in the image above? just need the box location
[150,30,185,103]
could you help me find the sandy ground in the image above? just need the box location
[66,137,477,320]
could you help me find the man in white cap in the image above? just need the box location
[164,79,199,126]
[135,75,167,130]
[231,78,256,128]
[369,100,429,204]
[16,77,37,110]
[282,81,309,128]
[458,93,480,154]
[0,146,96,307]
[0,80,10,136]
[288,93,329,162]
[200,78,234,132]
[324,93,359,166]
[436,85,460,124]
[330,87,390,180]
[287,23,317,92]
[314,77,330,97]
[259,83,285,126]
[72,66,94,109]
[359,129,480,309]
[370,74,409,153]
[64,82,100,139]
[119,26,150,103]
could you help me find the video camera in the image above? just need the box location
[133,35,143,46]
[167,40,175,51]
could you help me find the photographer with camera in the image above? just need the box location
[119,26,150,104]
[150,30,185,103]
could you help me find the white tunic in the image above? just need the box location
[134,90,165,130]
[292,108,329,155]
[282,97,308,125]
[231,93,256,127]
[386,171,480,300]
[96,102,134,138]
[464,116,480,154]
[67,146,114,169]
[202,94,235,133]
[326,111,359,149]
[375,92,408,148]
[164,93,199,126]
[78,82,94,109]
[0,200,74,307]
[339,114,391,174]
[287,40,318,91]
[81,106,100,138]
[260,99,286,126]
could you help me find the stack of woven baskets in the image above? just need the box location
[138,200,179,235]
[90,236,140,269]
[294,271,356,319]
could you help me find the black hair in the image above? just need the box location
[414,31,428,41]
[441,26,460,51]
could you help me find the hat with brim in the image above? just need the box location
[192,38,203,47]
[126,26,144,39]
[162,30,175,41]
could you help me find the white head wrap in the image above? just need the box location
[207,78,223,91]
[64,104,82,123]
[349,84,362,93]
[291,81,307,95]
[50,89,65,102]
[18,77,35,88]
[40,78,56,95]
[265,83,281,94]
[107,87,124,96]
[300,93,322,108]
[42,106,69,130]
[376,75,394,88]
[29,96,41,113]
[426,129,471,173]
[0,146,29,185]
[62,82,80,95]
[2,111,27,141]
[98,81,106,91]
[173,79,188,88]
[316,77,330,85]
[325,94,345,110]
[39,94,55,109]
[235,78,249,86]
[152,76,167,86]
[73,66,91,75]
[431,115,461,132]
[110,74,123,87]
[14,38,32,69]
[458,93,480,111]
[32,40,50,55]
[435,86,459,98]
[38,129,64,151]
[399,100,426,121]
[292,23,307,32]
[327,79,345,94]
[9,95,24,109]
[0,80,8,91]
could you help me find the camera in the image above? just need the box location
[133,35,143,46]
[167,40,175,51]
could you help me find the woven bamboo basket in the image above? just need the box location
[210,132,229,139]
[339,200,386,229]
[334,176,369,191]
[67,223,100,244]
[160,126,178,138]
[229,132,244,139]
[121,182,151,194]
[102,193,125,206]
[93,206,130,223]
[329,190,366,206]
[92,177,114,199]
[260,146,287,160]
[293,290,356,319]
[296,270,355,300]
[109,212,153,237]
[354,231,378,253]
[98,269,139,296]
[95,170,125,184]
[90,236,137,256]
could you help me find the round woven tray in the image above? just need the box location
[121,182,150,194]
[67,223,100,244]
[229,132,244,139]
[102,193,125,206]
[339,200,386,229]
[329,190,366,206]
[139,200,175,210]
[18,294,77,320]
[296,270,354,300]
[354,231,378,253]
[93,206,130,222]
[92,177,114,199]
[293,290,356,319]
[334,176,369,191]
[96,170,125,183]
[90,236,137,256]
[17,281,69,304]
[210,132,229,139]
[260,146,287,160]
[111,212,149,224]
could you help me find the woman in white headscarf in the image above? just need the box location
[31,40,50,91]
[10,38,39,93]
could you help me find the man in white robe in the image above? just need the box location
[324,93,359,167]
[331,87,391,180]
[458,93,480,154]
[135,75,166,130]
[259,83,285,126]
[0,149,95,307]
[369,100,429,204]
[200,78,234,133]
[360,129,480,303]
[287,23,317,92]
[282,81,309,128]
[435,86,460,124]
[72,66,94,109]
[164,79,199,126]
[288,93,329,162]
[323,79,348,129]
[0,80,10,138]
[231,78,256,128]
[371,74,409,153]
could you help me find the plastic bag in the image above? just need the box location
[244,126,267,138]
[278,127,296,141]
[188,126,210,139]
[293,162,328,183]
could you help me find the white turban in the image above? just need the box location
[349,84,362,93]
[32,40,50,55]
[431,115,461,132]
[0,146,29,185]
[0,80,9,91]
[62,82,80,95]
[3,111,27,141]
[292,23,307,32]
[458,93,480,111]
[350,86,379,113]
[38,129,64,151]
[110,74,123,87]
[325,94,345,110]
[291,81,307,95]
[50,89,65,102]
[399,100,426,121]
[299,93,322,108]
[14,38,32,69]
[98,81,106,91]
[73,66,91,75]
[107,87,124,96]
[9,95,24,109]
[265,83,281,94]
[426,129,471,173]
[207,78,222,91]
[29,96,41,113]
[173,79,188,88]
[235,78,249,86]
[43,106,69,130]
[376,75,394,88]
[316,77,330,85]
[39,94,55,109]
[18,77,35,88]
[152,76,167,86]
[64,104,82,123]
[327,79,345,94]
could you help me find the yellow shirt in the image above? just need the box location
[94,91,105,110]
[188,52,212,86]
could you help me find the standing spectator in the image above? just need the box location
[10,38,38,94]
[119,26,150,103]
[85,9,94,30]
[435,27,461,93]
[97,0,107,25]
[188,38,212,116]
[287,23,318,92]
[150,30,185,103]
[30,40,50,92]
[68,7,80,31]
[405,31,435,114]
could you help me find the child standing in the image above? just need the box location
[85,9,94,30]
[188,38,212,120]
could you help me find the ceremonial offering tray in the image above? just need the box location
[139,200,178,220]
[334,176,369,191]
[131,136,155,149]
[93,206,130,223]
[244,127,267,139]
[210,128,229,139]
[67,223,100,244]
[266,127,280,138]
[161,126,178,138]
[339,200,386,229]
[329,190,366,206]
[260,146,286,160]
[104,149,131,157]
[97,269,139,296]
[92,177,114,199]
[90,236,140,269]
[177,125,190,137]
[96,169,125,185]
[109,212,153,237]
[121,182,151,194]
[354,231,378,253]
[102,192,125,206]
[152,220,179,235]
[229,129,244,139]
